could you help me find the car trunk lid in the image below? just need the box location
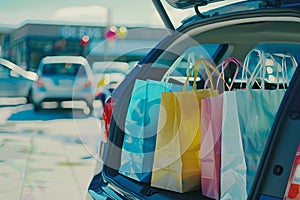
[153,0,300,32]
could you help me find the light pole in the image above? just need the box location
[104,8,112,60]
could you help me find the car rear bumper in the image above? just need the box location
[88,172,111,200]
[88,166,206,200]
[32,88,94,105]
[88,170,144,200]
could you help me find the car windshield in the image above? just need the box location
[42,63,86,76]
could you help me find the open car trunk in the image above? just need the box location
[89,2,300,200]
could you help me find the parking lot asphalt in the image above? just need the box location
[0,126,101,200]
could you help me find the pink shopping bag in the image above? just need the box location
[200,57,241,199]
[201,93,223,199]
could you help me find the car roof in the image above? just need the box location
[92,61,130,74]
[41,56,88,65]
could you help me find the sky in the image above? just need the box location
[0,0,195,28]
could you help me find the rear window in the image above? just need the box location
[42,63,86,76]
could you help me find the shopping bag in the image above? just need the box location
[151,59,219,193]
[221,89,285,199]
[119,79,190,183]
[220,49,290,199]
[200,94,223,199]
[200,57,242,199]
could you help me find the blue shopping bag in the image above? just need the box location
[220,49,296,199]
[221,89,284,200]
[119,79,189,182]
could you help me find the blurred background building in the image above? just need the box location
[0,22,167,71]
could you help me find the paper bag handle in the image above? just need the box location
[244,49,293,90]
[183,59,219,91]
[204,57,241,91]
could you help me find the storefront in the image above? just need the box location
[1,22,167,71]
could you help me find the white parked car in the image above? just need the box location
[92,61,130,105]
[30,56,94,112]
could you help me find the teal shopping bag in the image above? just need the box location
[221,89,284,199]
[220,49,296,199]
[119,79,189,182]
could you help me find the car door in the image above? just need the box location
[0,63,30,97]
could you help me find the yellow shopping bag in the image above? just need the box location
[151,59,221,193]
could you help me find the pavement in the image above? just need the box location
[0,117,103,200]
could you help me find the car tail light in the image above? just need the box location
[36,77,44,87]
[98,97,115,160]
[101,97,115,143]
[84,80,92,88]
[285,145,300,199]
